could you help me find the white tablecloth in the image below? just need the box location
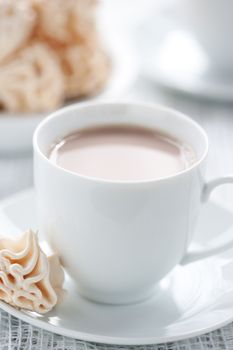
[0,309,232,349]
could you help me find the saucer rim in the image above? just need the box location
[0,288,233,345]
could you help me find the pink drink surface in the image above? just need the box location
[49,125,196,181]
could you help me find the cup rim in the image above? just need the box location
[33,101,209,185]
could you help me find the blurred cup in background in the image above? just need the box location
[177,0,233,72]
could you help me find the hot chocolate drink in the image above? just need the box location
[49,125,196,181]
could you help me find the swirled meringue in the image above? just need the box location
[0,230,64,314]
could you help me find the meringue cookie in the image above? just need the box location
[0,0,35,64]
[0,0,110,112]
[0,230,64,314]
[60,44,111,99]
[34,0,96,46]
[0,43,64,112]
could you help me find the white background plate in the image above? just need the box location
[0,190,233,344]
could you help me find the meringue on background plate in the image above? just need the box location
[0,0,111,113]
[0,43,64,112]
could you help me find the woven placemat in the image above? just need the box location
[0,310,232,350]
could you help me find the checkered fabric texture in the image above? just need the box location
[0,310,233,350]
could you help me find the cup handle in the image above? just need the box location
[181,176,233,265]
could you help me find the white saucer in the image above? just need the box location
[137,13,233,102]
[0,189,233,345]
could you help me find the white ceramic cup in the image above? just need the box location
[33,102,233,304]
[177,0,233,71]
